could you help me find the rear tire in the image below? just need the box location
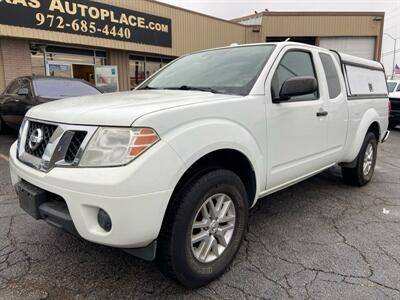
[342,132,377,186]
[156,169,248,288]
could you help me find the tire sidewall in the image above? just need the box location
[172,170,248,287]
[357,133,377,184]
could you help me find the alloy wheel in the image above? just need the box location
[191,193,236,263]
[363,143,374,176]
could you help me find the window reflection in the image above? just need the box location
[129,55,174,90]
[129,56,145,89]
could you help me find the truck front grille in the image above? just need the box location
[25,121,57,158]
[65,131,87,163]
[18,119,97,172]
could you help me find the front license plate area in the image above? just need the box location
[16,181,48,220]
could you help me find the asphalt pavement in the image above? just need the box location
[0,129,400,299]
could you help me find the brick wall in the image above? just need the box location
[0,38,32,87]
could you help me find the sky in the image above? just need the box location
[158,0,400,73]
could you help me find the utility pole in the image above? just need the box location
[384,33,400,79]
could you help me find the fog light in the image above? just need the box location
[97,209,112,232]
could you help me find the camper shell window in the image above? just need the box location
[330,51,388,100]
[344,64,387,98]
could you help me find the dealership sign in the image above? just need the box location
[0,0,172,47]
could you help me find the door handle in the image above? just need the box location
[316,110,328,117]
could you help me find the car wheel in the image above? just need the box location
[156,169,249,288]
[342,132,378,186]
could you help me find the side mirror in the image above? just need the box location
[276,76,318,102]
[17,88,29,96]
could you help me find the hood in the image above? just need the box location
[26,90,237,126]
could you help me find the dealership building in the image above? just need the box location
[0,0,385,92]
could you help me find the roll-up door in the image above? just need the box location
[319,37,375,60]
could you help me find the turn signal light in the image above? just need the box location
[129,128,160,157]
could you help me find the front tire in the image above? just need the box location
[156,169,249,288]
[342,132,377,186]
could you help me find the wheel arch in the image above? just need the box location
[341,108,381,165]
[367,121,380,142]
[170,148,257,209]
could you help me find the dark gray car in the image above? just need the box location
[0,76,100,132]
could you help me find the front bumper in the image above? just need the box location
[9,140,184,249]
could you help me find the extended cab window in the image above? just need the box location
[319,53,341,99]
[271,50,318,101]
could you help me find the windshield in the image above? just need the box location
[140,45,276,96]
[387,82,398,93]
[34,79,100,99]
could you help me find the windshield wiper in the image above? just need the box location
[140,86,162,90]
[163,85,221,94]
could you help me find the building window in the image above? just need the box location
[95,51,107,66]
[29,44,107,86]
[129,56,146,89]
[45,46,107,66]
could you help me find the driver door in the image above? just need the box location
[265,47,330,190]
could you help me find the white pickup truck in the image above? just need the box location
[9,42,389,287]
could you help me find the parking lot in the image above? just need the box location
[0,130,399,299]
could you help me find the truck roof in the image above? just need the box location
[337,52,383,70]
[273,42,384,71]
[208,42,384,71]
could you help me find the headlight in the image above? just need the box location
[79,127,160,167]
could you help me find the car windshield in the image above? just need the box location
[139,45,276,96]
[387,82,397,93]
[34,79,100,99]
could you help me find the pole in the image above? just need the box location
[393,39,397,79]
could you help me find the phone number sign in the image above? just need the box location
[0,0,172,48]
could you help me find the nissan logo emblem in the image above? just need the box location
[28,128,44,151]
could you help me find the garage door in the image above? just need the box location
[319,37,375,60]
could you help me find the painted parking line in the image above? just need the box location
[0,154,9,161]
